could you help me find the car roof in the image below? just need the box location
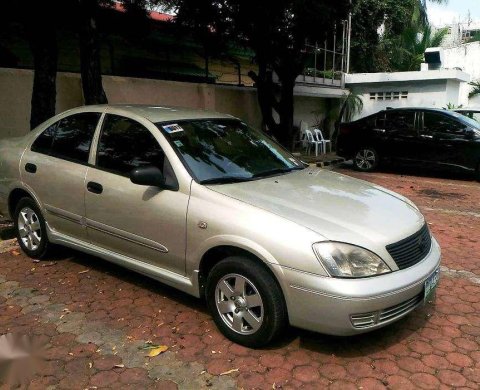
[454,108,480,113]
[383,107,449,114]
[68,104,235,123]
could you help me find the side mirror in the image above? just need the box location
[130,166,169,188]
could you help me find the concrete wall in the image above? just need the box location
[443,42,480,106]
[0,67,329,139]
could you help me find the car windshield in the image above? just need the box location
[449,111,480,130]
[156,119,304,183]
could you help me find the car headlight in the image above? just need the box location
[313,242,391,278]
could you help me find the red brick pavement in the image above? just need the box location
[0,167,479,389]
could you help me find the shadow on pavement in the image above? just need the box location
[338,161,477,182]
[32,244,433,355]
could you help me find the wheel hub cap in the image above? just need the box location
[215,273,264,335]
[18,207,42,251]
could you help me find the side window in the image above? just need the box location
[49,112,100,163]
[31,122,58,154]
[96,115,166,176]
[385,111,416,133]
[375,113,386,129]
[424,112,467,135]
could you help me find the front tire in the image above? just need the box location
[14,197,52,259]
[206,256,287,348]
[353,147,379,172]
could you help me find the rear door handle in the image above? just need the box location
[419,134,433,139]
[87,181,103,194]
[25,163,37,173]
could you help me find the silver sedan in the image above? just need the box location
[0,105,441,347]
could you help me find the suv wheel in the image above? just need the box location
[14,197,52,259]
[206,256,287,348]
[354,147,379,172]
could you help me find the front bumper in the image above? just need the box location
[282,237,441,336]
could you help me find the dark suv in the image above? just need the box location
[336,108,480,179]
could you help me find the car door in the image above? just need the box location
[21,112,102,240]
[383,110,419,161]
[421,111,471,168]
[84,113,188,275]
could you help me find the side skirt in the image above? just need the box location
[46,225,201,298]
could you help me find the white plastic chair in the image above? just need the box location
[297,121,309,150]
[305,129,322,156]
[313,129,331,155]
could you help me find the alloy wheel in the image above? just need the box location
[215,273,264,335]
[17,207,42,251]
[355,148,377,170]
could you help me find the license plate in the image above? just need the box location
[424,267,440,303]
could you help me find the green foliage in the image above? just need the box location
[469,81,480,99]
[443,103,463,110]
[392,26,448,71]
[350,0,449,73]
[340,92,364,122]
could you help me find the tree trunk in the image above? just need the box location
[276,76,295,148]
[78,0,107,105]
[248,61,280,138]
[26,6,58,129]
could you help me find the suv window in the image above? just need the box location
[385,111,416,133]
[96,114,166,177]
[424,112,468,135]
[32,112,101,163]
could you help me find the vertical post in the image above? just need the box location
[341,20,346,73]
[314,42,317,83]
[346,12,352,74]
[323,39,327,84]
[236,63,241,86]
[332,23,336,84]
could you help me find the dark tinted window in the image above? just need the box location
[386,111,416,133]
[424,112,468,135]
[49,113,100,163]
[97,115,165,176]
[31,122,57,154]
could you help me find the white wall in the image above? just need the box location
[443,42,480,106]
[348,79,460,120]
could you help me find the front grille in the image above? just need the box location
[386,224,432,270]
[351,293,423,329]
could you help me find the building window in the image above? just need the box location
[369,91,408,101]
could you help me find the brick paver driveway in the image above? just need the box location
[1,165,480,389]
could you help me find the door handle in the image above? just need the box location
[87,181,103,194]
[25,163,37,173]
[373,128,386,133]
[419,134,433,139]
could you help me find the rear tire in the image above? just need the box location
[205,256,287,348]
[353,147,379,172]
[14,197,52,259]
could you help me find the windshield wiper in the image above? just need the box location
[252,166,303,178]
[200,176,253,185]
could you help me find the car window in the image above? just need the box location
[31,113,100,163]
[96,114,166,177]
[385,111,416,133]
[31,122,58,155]
[424,112,467,135]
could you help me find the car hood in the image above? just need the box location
[206,167,425,247]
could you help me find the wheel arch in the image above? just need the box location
[8,187,35,219]
[197,244,286,303]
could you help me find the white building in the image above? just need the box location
[346,70,470,119]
